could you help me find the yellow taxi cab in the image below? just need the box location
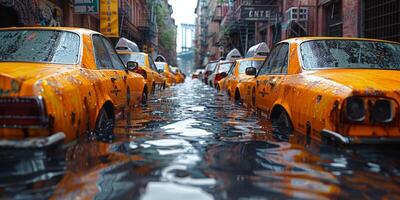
[118,51,167,92]
[223,57,264,102]
[170,66,185,83]
[155,62,176,86]
[250,37,400,144]
[0,27,146,147]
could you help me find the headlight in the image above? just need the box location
[346,97,365,122]
[372,99,393,123]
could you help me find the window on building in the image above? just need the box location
[364,0,400,43]
[325,0,343,36]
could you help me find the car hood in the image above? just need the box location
[308,69,400,92]
[0,62,75,95]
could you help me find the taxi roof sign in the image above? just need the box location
[226,48,242,61]
[115,37,140,52]
[245,42,270,58]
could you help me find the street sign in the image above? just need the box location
[239,5,278,22]
[100,0,119,37]
[74,0,99,14]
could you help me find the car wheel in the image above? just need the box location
[272,110,293,140]
[216,85,220,91]
[95,107,114,141]
[152,83,156,94]
[142,90,148,105]
[234,89,242,104]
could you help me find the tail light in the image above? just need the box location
[0,97,48,127]
[372,99,393,123]
[214,72,227,82]
[134,67,147,79]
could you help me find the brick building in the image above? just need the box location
[195,0,400,67]
[0,0,177,60]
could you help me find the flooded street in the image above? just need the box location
[1,79,400,200]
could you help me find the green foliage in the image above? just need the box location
[146,0,176,53]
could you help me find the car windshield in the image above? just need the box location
[155,63,165,71]
[300,40,400,70]
[0,30,80,64]
[206,62,217,72]
[238,60,264,74]
[217,62,233,73]
[119,53,145,66]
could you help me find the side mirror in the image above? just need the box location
[220,72,227,78]
[245,67,257,76]
[158,69,164,73]
[127,61,139,71]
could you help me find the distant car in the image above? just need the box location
[192,69,204,79]
[170,66,185,83]
[203,61,218,84]
[207,60,234,88]
[0,27,146,147]
[118,51,166,92]
[155,62,176,86]
[219,57,265,101]
[251,37,400,144]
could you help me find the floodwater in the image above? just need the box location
[1,79,400,199]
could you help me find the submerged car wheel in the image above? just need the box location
[235,89,242,104]
[272,110,293,141]
[95,106,115,141]
[142,91,148,105]
[152,83,156,94]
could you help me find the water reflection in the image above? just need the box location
[0,79,399,199]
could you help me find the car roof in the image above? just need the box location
[0,26,100,36]
[280,36,400,45]
[117,51,148,56]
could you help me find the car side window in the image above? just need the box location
[280,44,289,74]
[92,35,113,69]
[227,62,236,76]
[258,45,281,75]
[149,56,158,72]
[100,36,125,70]
[270,43,289,74]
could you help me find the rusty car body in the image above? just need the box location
[250,37,400,144]
[0,27,146,146]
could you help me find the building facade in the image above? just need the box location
[195,0,400,68]
[0,0,177,61]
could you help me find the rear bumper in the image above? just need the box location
[0,132,65,148]
[321,129,400,144]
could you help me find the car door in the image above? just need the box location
[148,55,162,87]
[256,43,289,113]
[92,34,127,109]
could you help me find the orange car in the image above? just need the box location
[219,57,265,102]
[155,62,176,86]
[250,37,400,144]
[170,66,185,83]
[118,51,166,92]
[0,27,146,146]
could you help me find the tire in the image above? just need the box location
[163,82,166,90]
[216,85,220,91]
[152,83,156,94]
[234,89,242,104]
[271,110,293,140]
[95,107,114,140]
[141,90,148,105]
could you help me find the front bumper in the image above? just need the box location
[320,129,400,144]
[0,132,65,148]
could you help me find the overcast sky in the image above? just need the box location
[168,0,197,53]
